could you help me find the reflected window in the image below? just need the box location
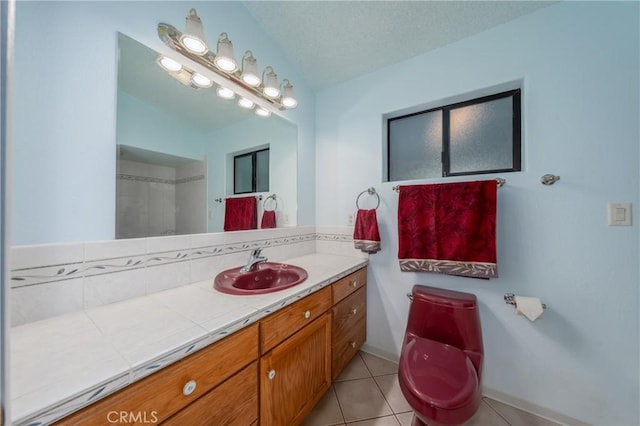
[234,148,269,194]
[387,89,521,181]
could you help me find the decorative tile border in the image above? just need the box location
[10,232,324,288]
[117,173,205,185]
[14,258,367,426]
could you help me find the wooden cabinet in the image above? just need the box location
[331,270,367,380]
[56,324,259,425]
[260,313,332,426]
[56,266,367,426]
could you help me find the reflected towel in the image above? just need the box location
[353,209,381,254]
[397,180,497,278]
[261,210,277,229]
[224,196,257,231]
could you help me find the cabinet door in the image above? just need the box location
[260,313,331,426]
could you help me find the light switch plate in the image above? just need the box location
[608,203,632,226]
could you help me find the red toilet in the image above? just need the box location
[398,285,484,425]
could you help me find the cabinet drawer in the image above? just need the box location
[332,267,367,304]
[261,286,332,353]
[332,286,366,343]
[57,323,259,425]
[332,317,366,380]
[162,362,258,425]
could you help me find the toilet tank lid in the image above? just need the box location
[412,285,477,308]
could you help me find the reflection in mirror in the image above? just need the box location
[117,33,297,235]
[116,145,206,238]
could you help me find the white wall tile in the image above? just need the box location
[11,242,84,270]
[11,279,84,326]
[144,262,191,294]
[84,268,147,310]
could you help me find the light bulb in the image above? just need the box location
[216,86,235,99]
[255,107,271,117]
[191,73,212,88]
[238,98,255,109]
[158,56,182,72]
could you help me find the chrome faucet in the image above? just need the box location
[240,248,268,273]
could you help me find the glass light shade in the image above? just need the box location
[191,72,213,88]
[262,66,280,98]
[158,56,182,72]
[214,33,237,73]
[280,79,297,108]
[180,9,208,55]
[216,86,235,99]
[238,97,255,109]
[255,107,271,117]
[241,51,260,87]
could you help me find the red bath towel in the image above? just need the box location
[397,180,497,278]
[224,196,257,231]
[261,210,277,229]
[354,209,381,254]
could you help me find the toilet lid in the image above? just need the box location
[400,336,478,410]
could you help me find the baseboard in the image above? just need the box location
[482,387,591,426]
[359,346,589,426]
[360,343,400,364]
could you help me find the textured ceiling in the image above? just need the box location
[242,1,556,90]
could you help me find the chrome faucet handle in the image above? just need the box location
[250,248,263,257]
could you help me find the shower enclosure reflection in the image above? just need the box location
[116,145,206,238]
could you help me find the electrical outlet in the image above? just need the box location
[347,214,354,226]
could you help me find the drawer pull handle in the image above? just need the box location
[350,308,358,315]
[304,310,311,319]
[183,380,197,396]
[350,341,357,349]
[268,369,276,380]
[351,280,358,287]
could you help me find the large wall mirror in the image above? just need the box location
[116,33,297,237]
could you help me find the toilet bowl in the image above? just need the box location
[398,285,483,425]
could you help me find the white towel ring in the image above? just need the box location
[356,187,380,210]
[263,194,278,212]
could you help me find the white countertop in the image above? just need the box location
[10,253,368,425]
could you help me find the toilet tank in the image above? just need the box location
[406,285,483,372]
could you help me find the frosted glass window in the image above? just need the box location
[234,154,253,194]
[386,89,520,181]
[388,110,442,181]
[449,97,513,174]
[234,148,270,194]
[256,149,269,192]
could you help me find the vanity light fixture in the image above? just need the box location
[262,66,280,98]
[214,33,237,73]
[180,9,208,55]
[280,79,297,108]
[158,9,299,113]
[241,51,260,87]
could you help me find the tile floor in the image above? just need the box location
[303,351,560,426]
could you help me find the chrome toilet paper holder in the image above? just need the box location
[504,293,546,309]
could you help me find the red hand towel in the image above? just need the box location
[397,180,497,278]
[224,196,257,231]
[353,209,381,254]
[261,210,277,229]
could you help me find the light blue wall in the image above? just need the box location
[117,91,207,159]
[12,1,315,245]
[316,2,639,424]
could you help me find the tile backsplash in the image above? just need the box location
[10,226,364,326]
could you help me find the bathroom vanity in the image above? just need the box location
[27,258,368,425]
